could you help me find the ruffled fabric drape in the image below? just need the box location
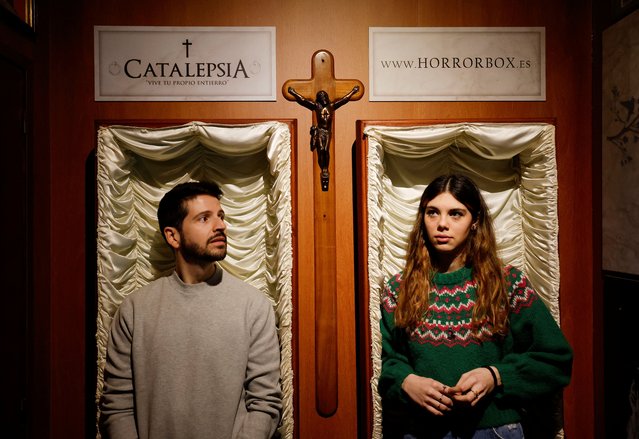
[95,121,294,439]
[363,122,560,439]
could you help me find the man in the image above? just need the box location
[100,181,282,439]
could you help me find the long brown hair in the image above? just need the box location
[394,174,509,336]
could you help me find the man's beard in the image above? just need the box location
[180,234,227,265]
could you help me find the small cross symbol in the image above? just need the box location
[182,39,192,58]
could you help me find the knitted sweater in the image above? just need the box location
[100,266,282,439]
[379,265,572,434]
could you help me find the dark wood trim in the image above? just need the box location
[354,120,372,439]
[0,2,35,36]
[95,118,295,128]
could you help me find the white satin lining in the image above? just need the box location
[364,122,560,439]
[95,121,294,439]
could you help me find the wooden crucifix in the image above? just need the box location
[283,50,364,417]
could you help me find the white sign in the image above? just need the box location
[94,26,276,101]
[369,27,545,101]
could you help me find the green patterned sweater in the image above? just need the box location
[379,265,573,433]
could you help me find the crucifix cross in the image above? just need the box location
[283,50,363,418]
[182,39,192,58]
[283,50,364,191]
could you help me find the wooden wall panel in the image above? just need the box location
[46,0,596,438]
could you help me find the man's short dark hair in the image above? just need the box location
[157,181,223,239]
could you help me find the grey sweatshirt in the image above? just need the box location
[100,266,282,439]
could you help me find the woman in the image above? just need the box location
[379,174,573,439]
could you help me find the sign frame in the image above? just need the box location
[369,27,545,102]
[94,26,276,102]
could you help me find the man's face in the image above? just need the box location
[178,195,227,263]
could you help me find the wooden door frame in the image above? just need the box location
[90,118,299,438]
[354,118,589,439]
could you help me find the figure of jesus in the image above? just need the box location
[288,85,360,190]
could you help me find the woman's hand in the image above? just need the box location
[401,374,453,416]
[447,366,500,407]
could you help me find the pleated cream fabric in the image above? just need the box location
[363,122,560,439]
[95,121,294,439]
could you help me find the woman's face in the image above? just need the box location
[423,192,474,259]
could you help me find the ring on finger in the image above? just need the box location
[469,389,479,399]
